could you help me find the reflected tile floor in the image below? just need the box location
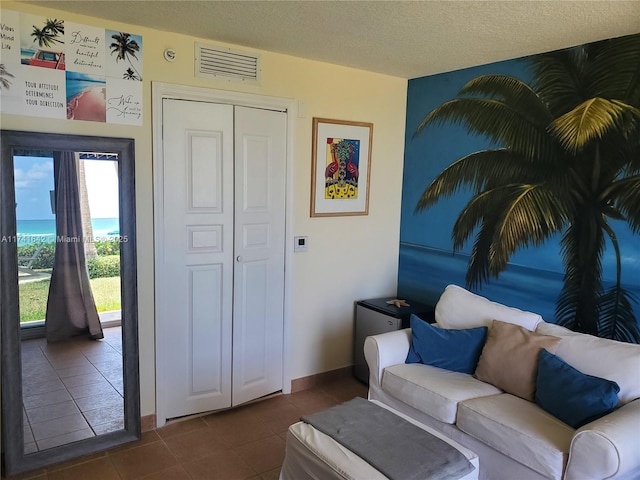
[4,376,368,480]
[20,326,124,453]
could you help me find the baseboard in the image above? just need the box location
[290,366,353,393]
[141,367,352,429]
[141,414,156,432]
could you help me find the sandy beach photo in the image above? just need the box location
[67,86,106,122]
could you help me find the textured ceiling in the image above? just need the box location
[17,0,640,78]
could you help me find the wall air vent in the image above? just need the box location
[195,43,261,84]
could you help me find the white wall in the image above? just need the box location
[1,2,408,417]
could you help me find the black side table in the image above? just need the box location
[353,297,434,384]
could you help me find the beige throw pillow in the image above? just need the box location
[474,319,561,401]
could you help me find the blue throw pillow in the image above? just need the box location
[535,349,620,429]
[405,314,488,374]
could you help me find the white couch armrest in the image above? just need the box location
[363,328,411,393]
[564,399,640,479]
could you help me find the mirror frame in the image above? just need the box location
[1,130,140,476]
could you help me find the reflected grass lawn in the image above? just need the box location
[19,276,121,323]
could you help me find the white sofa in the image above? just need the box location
[364,285,640,480]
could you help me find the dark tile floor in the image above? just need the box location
[21,327,124,453]
[4,375,368,480]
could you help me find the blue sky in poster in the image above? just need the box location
[400,57,640,285]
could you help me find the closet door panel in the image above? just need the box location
[160,99,234,419]
[188,132,223,211]
[190,265,225,393]
[232,106,287,406]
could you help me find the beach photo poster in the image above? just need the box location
[66,71,106,122]
[0,9,143,125]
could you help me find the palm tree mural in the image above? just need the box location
[0,64,14,90]
[109,32,142,81]
[30,18,64,47]
[414,35,640,343]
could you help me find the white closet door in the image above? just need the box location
[160,99,234,419]
[232,106,286,405]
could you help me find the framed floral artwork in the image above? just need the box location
[310,117,373,217]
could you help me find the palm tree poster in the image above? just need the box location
[104,29,143,125]
[399,33,640,343]
[105,30,142,82]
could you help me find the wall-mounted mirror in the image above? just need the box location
[1,130,139,476]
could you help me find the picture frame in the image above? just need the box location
[310,118,373,217]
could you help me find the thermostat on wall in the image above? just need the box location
[294,236,308,253]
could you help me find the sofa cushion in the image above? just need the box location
[535,348,620,428]
[406,315,488,374]
[382,363,502,424]
[435,284,542,331]
[474,320,560,401]
[536,321,640,405]
[457,394,574,480]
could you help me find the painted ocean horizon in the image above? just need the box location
[16,218,119,246]
[398,242,640,327]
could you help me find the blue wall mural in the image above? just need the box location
[398,34,640,342]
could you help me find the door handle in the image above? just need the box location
[236,256,242,262]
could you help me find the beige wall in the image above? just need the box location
[1,3,407,417]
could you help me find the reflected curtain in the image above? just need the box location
[45,151,103,342]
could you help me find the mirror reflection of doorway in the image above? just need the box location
[2,130,139,477]
[15,152,124,452]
